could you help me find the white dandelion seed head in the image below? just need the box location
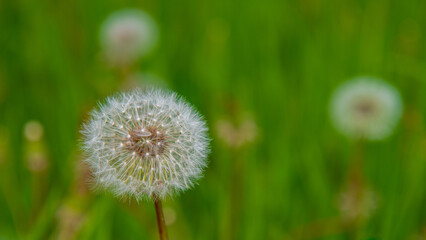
[100,9,159,66]
[330,77,403,141]
[81,88,210,200]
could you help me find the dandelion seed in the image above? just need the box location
[81,88,210,200]
[330,77,403,141]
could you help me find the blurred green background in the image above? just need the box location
[0,0,426,239]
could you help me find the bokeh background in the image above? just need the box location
[1,0,426,239]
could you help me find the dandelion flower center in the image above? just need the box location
[353,98,378,118]
[126,126,168,158]
[114,26,140,45]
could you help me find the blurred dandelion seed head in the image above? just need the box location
[81,89,210,200]
[27,152,48,172]
[56,204,86,240]
[100,9,158,66]
[216,117,258,149]
[24,120,44,142]
[338,187,378,221]
[330,77,403,141]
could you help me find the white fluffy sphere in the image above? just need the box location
[330,77,403,141]
[81,89,210,200]
[100,9,159,66]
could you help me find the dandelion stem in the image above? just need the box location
[118,65,131,86]
[349,139,365,190]
[153,194,168,240]
[347,139,366,238]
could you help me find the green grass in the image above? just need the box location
[1,0,426,239]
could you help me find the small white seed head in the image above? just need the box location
[100,9,159,66]
[330,77,403,141]
[81,88,210,200]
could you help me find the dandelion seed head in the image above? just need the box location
[338,186,378,220]
[330,77,403,140]
[100,9,159,66]
[81,89,210,200]
[24,120,44,142]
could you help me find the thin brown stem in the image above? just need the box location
[349,139,365,186]
[347,139,366,240]
[153,194,168,240]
